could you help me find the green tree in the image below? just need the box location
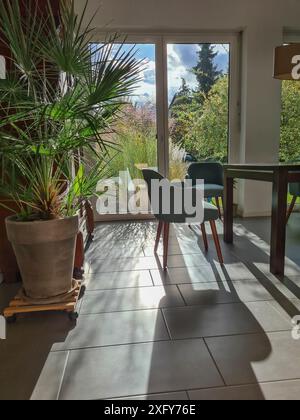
[170,78,192,109]
[169,78,196,146]
[185,76,229,162]
[193,44,222,98]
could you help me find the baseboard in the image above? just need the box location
[237,210,272,218]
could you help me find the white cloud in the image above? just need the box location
[129,43,229,105]
[131,59,156,104]
[167,45,197,100]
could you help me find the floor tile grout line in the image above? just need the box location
[78,297,299,317]
[52,338,174,354]
[85,284,156,293]
[203,338,227,387]
[103,387,196,401]
[176,285,188,307]
[187,377,300,395]
[49,328,294,355]
[56,350,70,401]
[149,269,155,287]
[160,309,173,341]
[78,305,186,317]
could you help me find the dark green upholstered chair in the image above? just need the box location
[186,162,224,220]
[142,169,223,270]
[287,183,300,223]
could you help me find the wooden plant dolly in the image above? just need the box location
[3,281,82,323]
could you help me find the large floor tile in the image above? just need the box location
[212,261,258,282]
[58,339,224,400]
[247,265,300,301]
[92,222,157,243]
[86,244,145,260]
[151,266,222,286]
[206,331,300,385]
[151,262,258,287]
[252,261,300,280]
[143,243,203,257]
[268,299,300,322]
[188,380,300,400]
[178,280,275,306]
[163,301,291,339]
[30,351,69,400]
[88,257,159,273]
[228,236,270,264]
[84,271,153,291]
[52,310,169,351]
[80,286,185,314]
[158,254,220,268]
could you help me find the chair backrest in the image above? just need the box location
[142,169,194,222]
[141,169,165,203]
[186,162,224,186]
[289,183,300,197]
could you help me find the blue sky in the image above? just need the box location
[95,43,229,105]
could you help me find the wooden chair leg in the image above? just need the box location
[215,196,223,221]
[163,222,170,271]
[287,196,297,223]
[209,220,224,264]
[200,223,208,251]
[154,221,163,253]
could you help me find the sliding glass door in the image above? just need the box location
[92,42,158,220]
[167,42,230,180]
[92,34,239,220]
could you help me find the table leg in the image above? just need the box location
[270,170,288,275]
[224,174,234,243]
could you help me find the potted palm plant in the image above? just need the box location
[0,0,141,300]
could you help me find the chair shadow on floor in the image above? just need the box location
[143,226,300,401]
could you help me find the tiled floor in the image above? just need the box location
[1,216,300,400]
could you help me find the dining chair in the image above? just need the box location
[142,169,224,270]
[287,183,300,223]
[186,162,224,220]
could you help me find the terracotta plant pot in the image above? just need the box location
[5,215,79,299]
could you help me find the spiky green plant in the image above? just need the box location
[0,0,142,220]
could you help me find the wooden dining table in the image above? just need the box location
[223,163,300,276]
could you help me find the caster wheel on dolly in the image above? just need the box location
[68,312,79,321]
[7,315,17,324]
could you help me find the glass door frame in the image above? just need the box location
[91,32,240,219]
[160,33,241,173]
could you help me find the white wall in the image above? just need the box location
[75,0,300,217]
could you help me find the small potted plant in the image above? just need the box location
[0,0,141,300]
